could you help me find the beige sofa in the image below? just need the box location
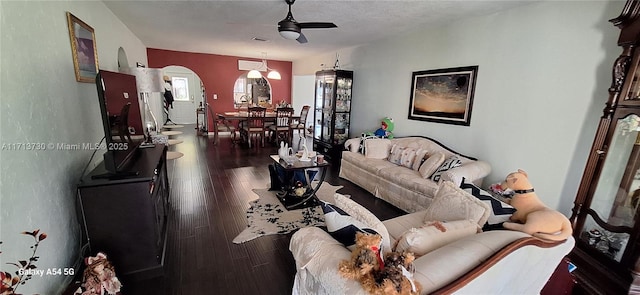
[290,209,575,295]
[340,136,491,213]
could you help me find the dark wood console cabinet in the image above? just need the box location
[77,145,169,279]
[569,1,640,293]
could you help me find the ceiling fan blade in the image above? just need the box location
[296,32,308,44]
[298,22,337,29]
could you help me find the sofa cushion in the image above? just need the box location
[419,152,446,179]
[378,166,423,192]
[412,148,429,171]
[321,193,391,252]
[344,151,397,175]
[430,156,463,182]
[423,181,490,228]
[460,179,515,231]
[383,211,427,245]
[364,138,391,159]
[394,220,477,256]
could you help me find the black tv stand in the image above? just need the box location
[78,145,169,280]
[90,170,139,180]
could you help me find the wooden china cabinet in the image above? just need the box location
[569,1,640,293]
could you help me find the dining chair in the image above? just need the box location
[241,107,267,148]
[290,105,310,145]
[269,107,294,147]
[216,117,237,143]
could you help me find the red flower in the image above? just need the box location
[1,271,18,294]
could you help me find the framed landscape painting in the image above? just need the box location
[408,66,478,126]
[67,12,99,83]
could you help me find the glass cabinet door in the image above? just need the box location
[334,76,352,144]
[335,77,352,112]
[313,77,324,141]
[323,75,335,143]
[579,113,640,263]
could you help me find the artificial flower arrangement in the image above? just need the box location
[1,229,47,295]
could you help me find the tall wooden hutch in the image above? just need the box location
[570,1,640,293]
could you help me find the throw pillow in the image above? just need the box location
[388,144,404,165]
[430,155,463,182]
[459,178,515,231]
[418,152,446,179]
[360,135,380,154]
[411,149,429,171]
[394,220,477,256]
[321,193,391,252]
[423,181,491,229]
[399,148,418,169]
[364,138,392,159]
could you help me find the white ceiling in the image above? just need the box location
[103,0,535,62]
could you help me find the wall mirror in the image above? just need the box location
[233,73,272,109]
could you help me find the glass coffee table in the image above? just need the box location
[270,155,330,210]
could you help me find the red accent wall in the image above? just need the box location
[146,48,293,128]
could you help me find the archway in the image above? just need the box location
[117,47,129,71]
[162,66,204,125]
[233,73,273,109]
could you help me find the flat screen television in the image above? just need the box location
[94,70,144,177]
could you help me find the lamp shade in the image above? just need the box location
[247,69,262,79]
[279,30,300,40]
[123,67,164,93]
[267,70,281,80]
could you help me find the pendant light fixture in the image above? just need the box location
[247,69,262,79]
[267,69,281,80]
[247,53,281,80]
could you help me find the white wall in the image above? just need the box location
[293,1,622,214]
[0,1,147,293]
[292,75,315,129]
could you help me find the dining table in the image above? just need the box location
[213,111,300,145]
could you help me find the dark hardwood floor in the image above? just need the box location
[122,125,405,295]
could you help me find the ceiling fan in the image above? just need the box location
[277,0,337,44]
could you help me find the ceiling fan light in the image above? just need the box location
[279,30,300,40]
[267,70,281,80]
[247,69,262,79]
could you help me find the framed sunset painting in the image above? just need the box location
[408,66,478,126]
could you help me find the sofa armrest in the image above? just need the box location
[290,227,368,294]
[413,230,575,294]
[344,138,360,153]
[290,227,348,269]
[440,160,491,186]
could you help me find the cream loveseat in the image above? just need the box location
[340,136,491,213]
[289,183,575,295]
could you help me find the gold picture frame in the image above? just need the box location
[66,12,98,83]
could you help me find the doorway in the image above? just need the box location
[163,66,203,125]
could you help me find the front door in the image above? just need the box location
[166,71,200,124]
